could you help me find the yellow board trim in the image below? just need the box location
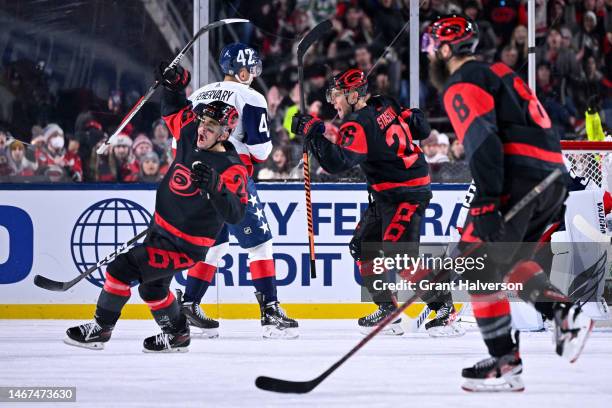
[0,303,431,319]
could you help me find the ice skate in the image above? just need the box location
[256,292,299,339]
[358,304,404,335]
[553,303,594,363]
[462,348,524,392]
[143,325,190,353]
[64,321,113,350]
[176,289,219,338]
[425,302,465,338]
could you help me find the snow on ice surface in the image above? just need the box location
[1,319,611,408]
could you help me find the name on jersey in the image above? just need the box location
[376,106,398,130]
[195,89,235,103]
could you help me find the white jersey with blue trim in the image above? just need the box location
[189,81,272,171]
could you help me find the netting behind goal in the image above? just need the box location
[561,141,612,192]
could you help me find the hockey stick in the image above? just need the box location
[297,19,332,278]
[33,228,149,292]
[255,168,563,394]
[96,18,249,155]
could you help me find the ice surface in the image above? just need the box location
[1,319,611,408]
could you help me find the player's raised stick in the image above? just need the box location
[255,168,563,394]
[296,19,332,279]
[96,18,249,155]
[33,229,148,292]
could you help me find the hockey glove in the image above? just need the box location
[156,61,191,92]
[291,113,324,140]
[469,197,504,242]
[191,161,222,195]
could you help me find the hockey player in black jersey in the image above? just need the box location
[423,15,593,391]
[292,69,463,337]
[64,63,247,352]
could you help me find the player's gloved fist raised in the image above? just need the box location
[469,197,504,242]
[191,161,222,194]
[156,61,191,92]
[291,113,324,139]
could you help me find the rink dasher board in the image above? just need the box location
[0,182,469,318]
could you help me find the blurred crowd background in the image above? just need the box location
[1,0,611,183]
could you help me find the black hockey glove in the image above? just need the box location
[156,61,191,92]
[191,161,222,195]
[469,197,504,242]
[291,113,324,140]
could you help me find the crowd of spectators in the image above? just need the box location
[2,0,611,183]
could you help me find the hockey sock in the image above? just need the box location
[361,274,395,305]
[250,259,277,302]
[471,292,515,357]
[184,262,215,303]
[505,260,570,320]
[145,291,185,333]
[95,271,131,327]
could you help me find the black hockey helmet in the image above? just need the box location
[422,14,479,56]
[193,100,239,131]
[326,68,368,103]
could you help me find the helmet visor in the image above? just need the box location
[247,59,263,78]
[421,32,438,54]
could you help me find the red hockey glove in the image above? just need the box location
[156,61,191,92]
[291,113,324,140]
[469,197,504,242]
[191,161,222,194]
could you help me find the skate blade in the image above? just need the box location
[462,374,525,393]
[262,326,299,339]
[63,337,105,350]
[564,318,595,363]
[142,346,189,353]
[426,323,466,338]
[192,327,219,339]
[359,321,404,336]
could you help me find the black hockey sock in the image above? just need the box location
[252,277,277,303]
[472,292,515,357]
[95,272,132,327]
[361,274,395,305]
[184,262,215,303]
[421,287,452,311]
[505,260,569,320]
[145,291,185,333]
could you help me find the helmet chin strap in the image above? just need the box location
[234,72,253,85]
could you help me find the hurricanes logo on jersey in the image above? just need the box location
[169,164,200,197]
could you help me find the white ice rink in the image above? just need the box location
[1,319,611,408]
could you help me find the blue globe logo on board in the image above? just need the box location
[70,198,151,288]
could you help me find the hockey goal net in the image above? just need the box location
[561,141,612,191]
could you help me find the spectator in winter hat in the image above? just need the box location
[8,139,37,177]
[151,119,172,166]
[136,151,162,183]
[436,132,450,157]
[132,133,153,161]
[92,133,138,182]
[35,123,83,182]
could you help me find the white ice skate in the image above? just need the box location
[554,303,594,363]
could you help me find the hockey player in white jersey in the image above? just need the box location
[178,43,298,339]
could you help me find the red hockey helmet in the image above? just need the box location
[326,68,368,103]
[422,15,479,56]
[193,100,239,130]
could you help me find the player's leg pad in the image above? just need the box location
[357,304,404,336]
[553,303,594,363]
[64,321,113,350]
[461,351,524,393]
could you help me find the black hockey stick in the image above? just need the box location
[96,18,249,154]
[33,228,149,292]
[297,19,332,279]
[255,168,563,394]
